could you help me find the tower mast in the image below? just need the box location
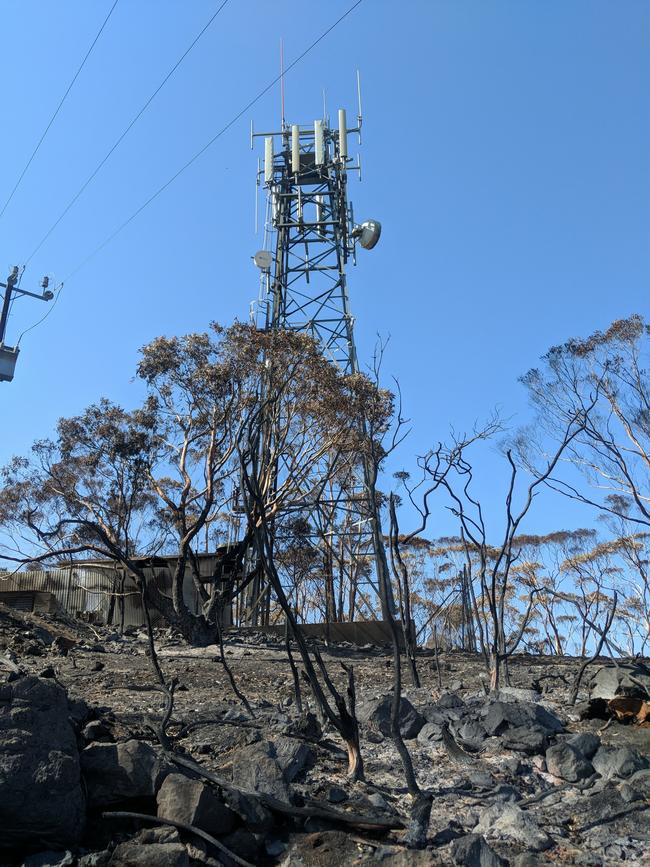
[244,94,382,626]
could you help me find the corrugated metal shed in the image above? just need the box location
[0,555,230,630]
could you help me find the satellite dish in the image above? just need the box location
[253,250,272,271]
[352,219,382,250]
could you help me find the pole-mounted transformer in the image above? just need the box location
[0,267,54,383]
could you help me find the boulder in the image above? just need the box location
[0,676,85,851]
[272,736,315,782]
[453,719,487,750]
[279,711,322,742]
[222,788,274,832]
[627,768,650,797]
[156,773,236,836]
[437,692,466,709]
[82,720,113,743]
[511,856,549,867]
[421,706,449,726]
[450,833,508,866]
[77,853,110,867]
[476,802,553,851]
[357,694,425,739]
[545,742,594,782]
[231,740,290,801]
[500,725,547,755]
[592,745,648,780]
[327,785,348,803]
[483,700,563,738]
[566,731,600,759]
[493,687,542,703]
[217,829,261,863]
[417,721,444,744]
[589,663,650,701]
[109,842,188,866]
[81,739,169,807]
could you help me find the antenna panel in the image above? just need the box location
[338,109,347,159]
[314,120,324,165]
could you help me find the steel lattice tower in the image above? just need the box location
[237,99,383,626]
[251,105,379,370]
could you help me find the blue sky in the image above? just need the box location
[1,1,648,541]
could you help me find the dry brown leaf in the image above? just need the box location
[607,695,650,724]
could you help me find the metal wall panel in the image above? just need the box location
[0,561,222,629]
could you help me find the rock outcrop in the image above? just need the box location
[0,676,85,851]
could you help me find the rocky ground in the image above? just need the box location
[1,603,649,866]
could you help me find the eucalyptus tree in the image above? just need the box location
[521,314,650,530]
[424,409,588,689]
[0,326,249,645]
[235,326,394,780]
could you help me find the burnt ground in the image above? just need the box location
[2,608,650,866]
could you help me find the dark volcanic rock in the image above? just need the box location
[223,788,274,831]
[416,721,444,744]
[494,687,542,703]
[566,731,600,759]
[230,736,312,801]
[219,828,261,863]
[232,746,288,800]
[500,725,548,754]
[476,802,553,851]
[545,742,594,782]
[80,739,169,807]
[483,700,563,738]
[156,773,236,836]
[437,692,466,710]
[592,745,648,780]
[82,720,112,743]
[453,718,487,750]
[421,706,449,725]
[0,676,85,850]
[272,735,315,781]
[327,785,348,803]
[109,842,188,866]
[451,833,508,866]
[357,694,425,739]
[589,662,650,700]
[627,768,650,797]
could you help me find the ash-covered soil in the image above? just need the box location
[1,607,650,866]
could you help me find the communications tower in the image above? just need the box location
[240,88,383,625]
[251,90,380,368]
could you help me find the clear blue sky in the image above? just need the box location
[1,1,648,540]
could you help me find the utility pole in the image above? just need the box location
[0,266,54,382]
[0,267,19,346]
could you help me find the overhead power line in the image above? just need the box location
[17,0,364,346]
[62,0,365,285]
[25,0,232,265]
[0,0,120,222]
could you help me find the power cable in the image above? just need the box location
[24,0,231,265]
[62,0,365,284]
[0,0,120,222]
[16,280,63,346]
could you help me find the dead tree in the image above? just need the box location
[427,410,589,690]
